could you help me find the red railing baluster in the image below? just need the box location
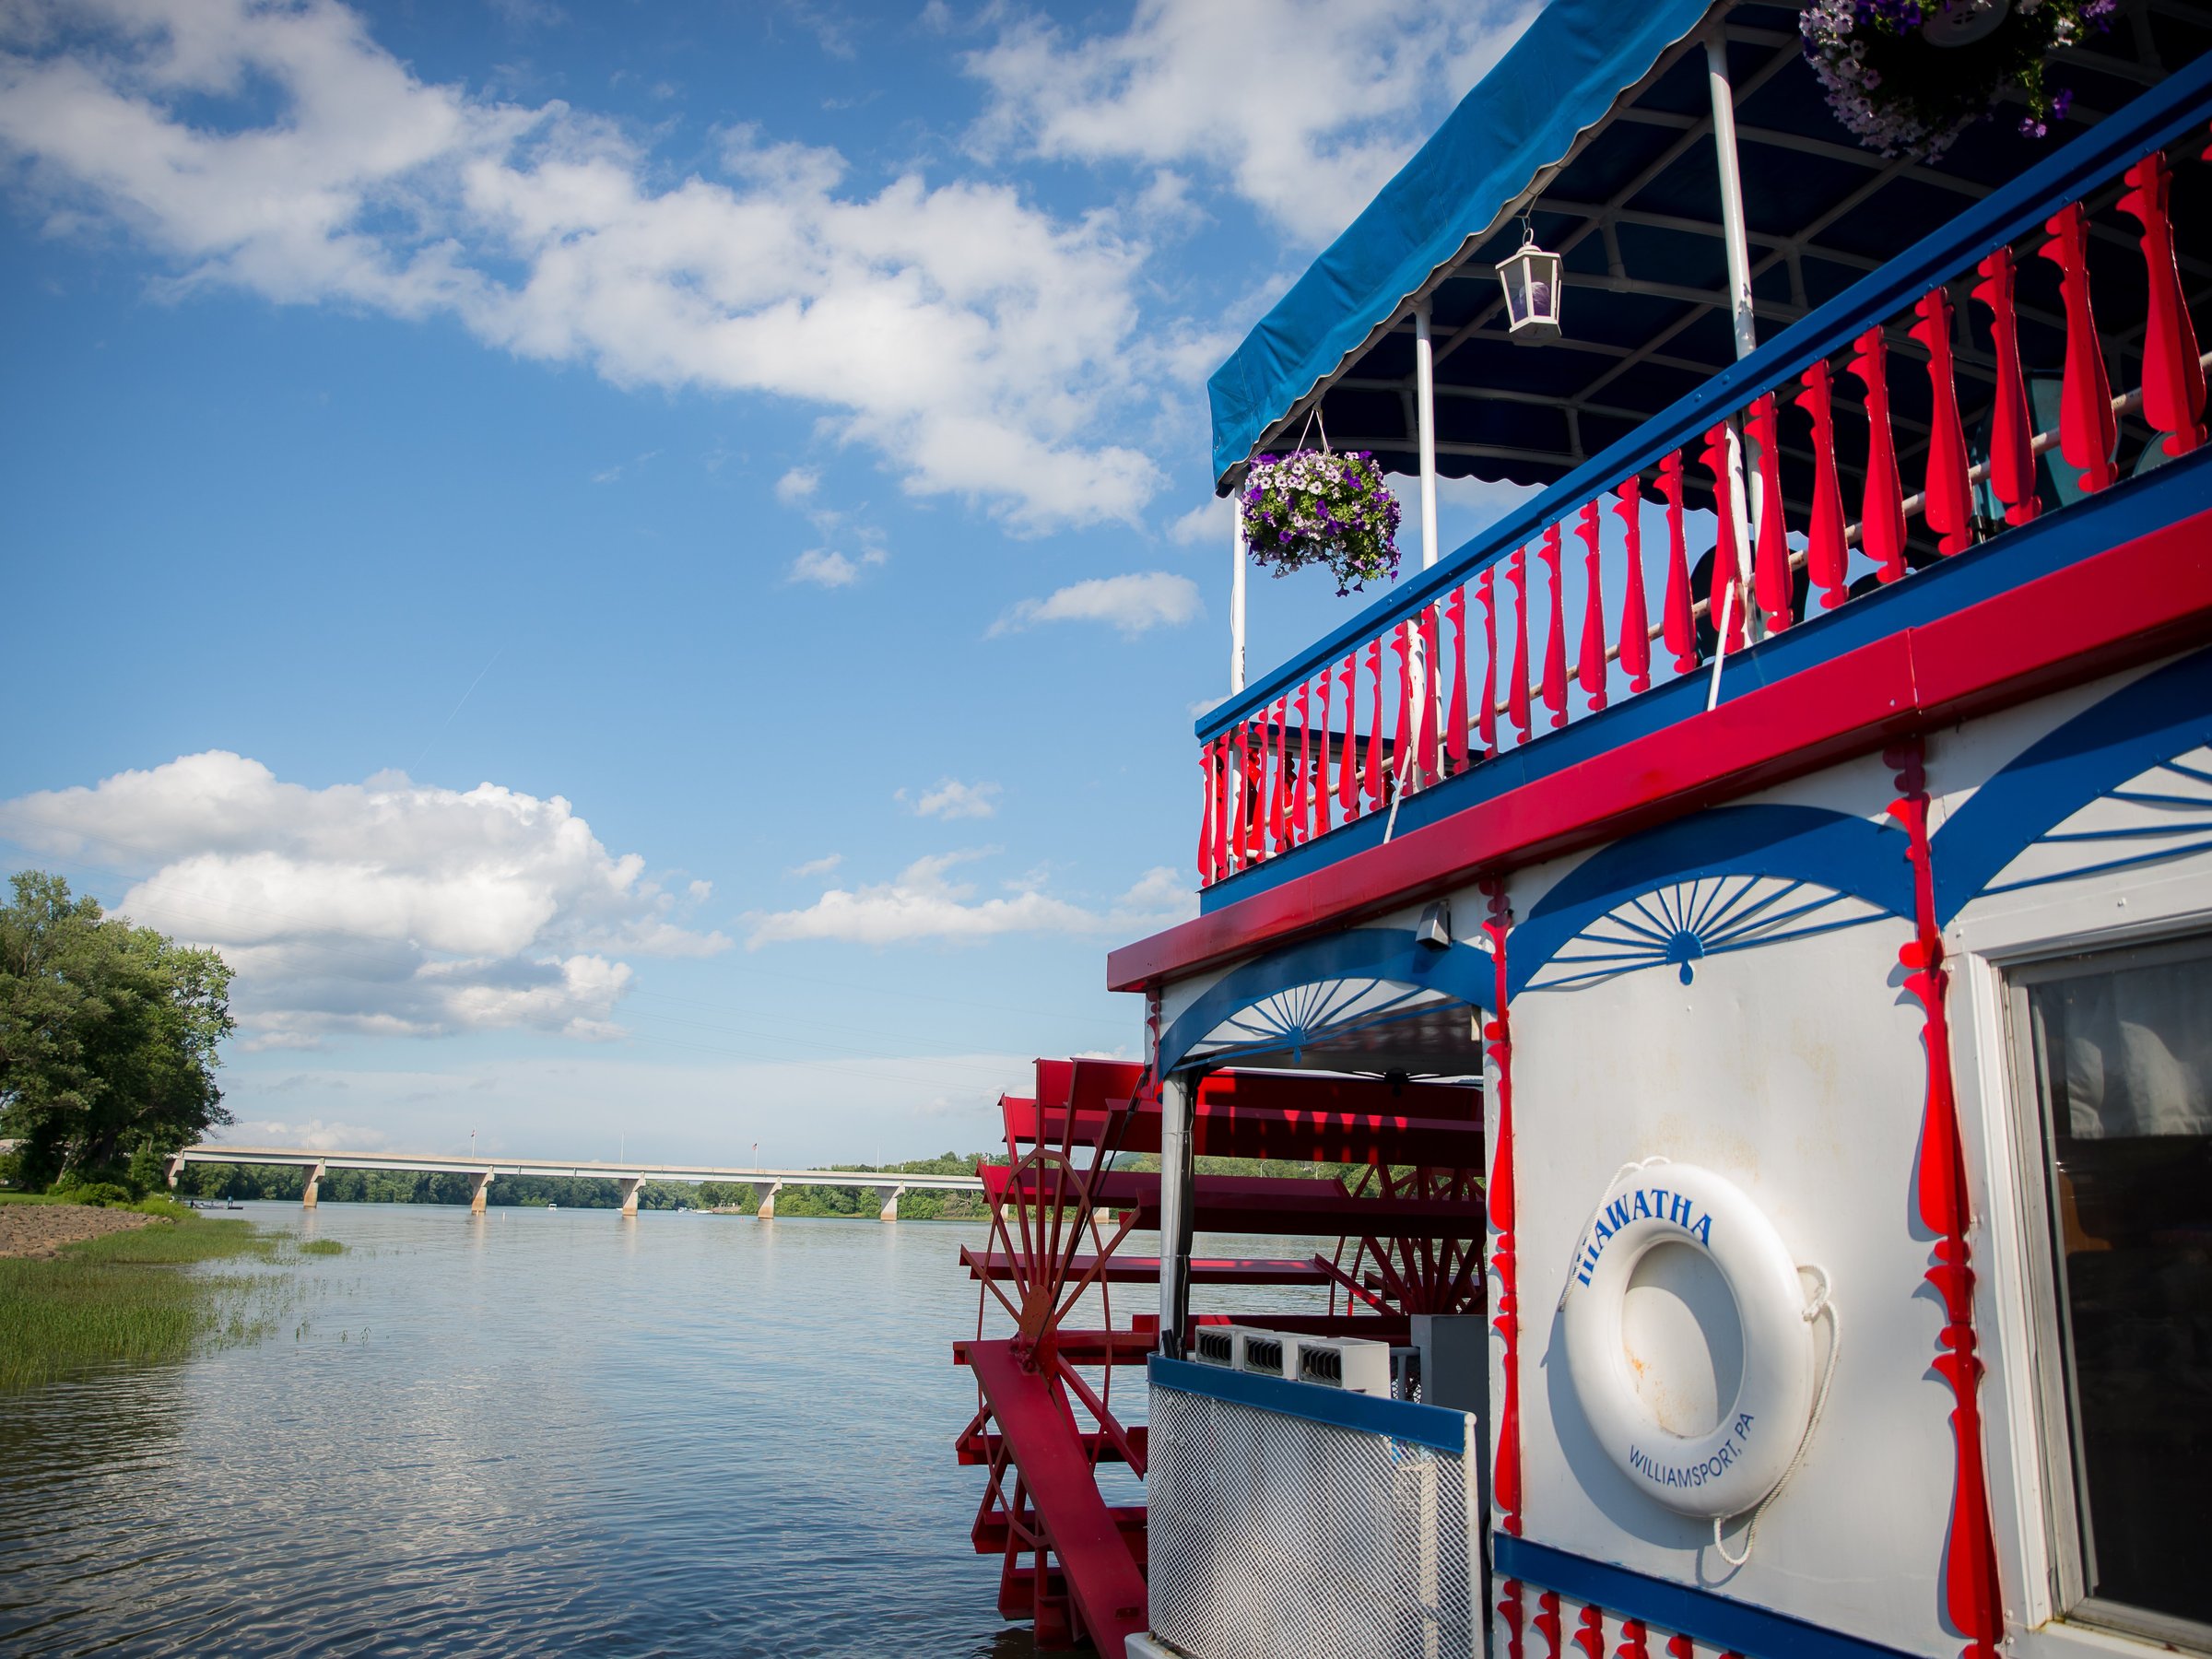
[1228,724,1249,869]
[1614,477,1651,694]
[1446,583,1471,772]
[1477,566,1500,757]
[1267,696,1288,854]
[1971,248,2040,526]
[1911,286,1974,556]
[1211,734,1230,880]
[1848,325,1908,583]
[1575,500,1607,712]
[1700,424,1747,652]
[1364,637,1386,811]
[1746,393,1793,630]
[1539,523,1569,729]
[1392,622,1416,794]
[1336,653,1359,818]
[1796,359,1851,608]
[2121,147,2206,459]
[1659,449,1696,672]
[1314,665,1334,836]
[2041,200,2118,494]
[1507,548,1532,742]
[1293,680,1312,844]
[1196,742,1215,887]
[1419,604,1442,782]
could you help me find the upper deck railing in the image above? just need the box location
[1194,58,2212,893]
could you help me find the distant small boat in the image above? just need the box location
[546,1203,559,1210]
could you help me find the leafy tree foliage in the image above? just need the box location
[0,872,235,1191]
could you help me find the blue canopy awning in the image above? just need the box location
[1206,0,2212,495]
[1207,0,1718,488]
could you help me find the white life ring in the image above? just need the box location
[1562,1160,1824,1520]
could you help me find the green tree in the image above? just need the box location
[0,871,235,1192]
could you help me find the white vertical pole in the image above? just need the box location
[1415,302,1440,570]
[1230,499,1249,694]
[1157,1074,1195,1356]
[1706,25,1763,655]
[1705,29,1758,364]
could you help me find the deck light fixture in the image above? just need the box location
[1496,216,1563,346]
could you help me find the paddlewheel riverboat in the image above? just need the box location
[954,4,2212,1656]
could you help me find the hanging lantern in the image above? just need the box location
[1495,219,1563,346]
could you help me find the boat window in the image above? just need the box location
[2014,935,2212,1646]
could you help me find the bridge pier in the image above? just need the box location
[877,1184,905,1222]
[618,1176,641,1218]
[470,1170,495,1216]
[163,1153,183,1191]
[301,1159,328,1209]
[757,1180,782,1220]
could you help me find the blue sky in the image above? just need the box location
[0,0,1538,1166]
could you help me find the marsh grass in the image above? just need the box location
[0,1218,297,1394]
[298,1238,346,1256]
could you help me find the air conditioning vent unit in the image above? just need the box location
[1241,1335,1287,1376]
[1293,1333,1393,1395]
[1194,1327,1236,1368]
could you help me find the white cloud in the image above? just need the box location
[1169,495,1230,547]
[787,543,888,586]
[0,0,1162,531]
[789,547,861,587]
[967,0,1539,243]
[0,751,727,1047]
[224,1117,389,1150]
[775,465,819,504]
[901,778,1001,820]
[747,851,1192,947]
[788,853,843,878]
[992,571,1200,638]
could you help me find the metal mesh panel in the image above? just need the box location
[1148,1381,1476,1659]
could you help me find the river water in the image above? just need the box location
[0,1203,1042,1657]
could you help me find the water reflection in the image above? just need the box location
[0,1205,1026,1658]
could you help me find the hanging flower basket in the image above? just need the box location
[1800,0,2116,164]
[1240,449,1404,596]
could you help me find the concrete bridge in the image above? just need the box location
[165,1145,984,1220]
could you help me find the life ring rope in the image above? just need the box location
[1712,1265,1840,1568]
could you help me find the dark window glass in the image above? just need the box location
[2027,946,2212,1632]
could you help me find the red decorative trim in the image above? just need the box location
[1535,1589,1563,1659]
[1108,500,2212,991]
[1665,1638,1694,1659]
[1797,359,1851,609]
[1574,1602,1607,1659]
[1487,876,1524,1658]
[1886,739,2004,1659]
[1616,1618,1649,1659]
[1579,500,1609,712]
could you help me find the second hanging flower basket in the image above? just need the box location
[1240,448,1404,596]
[1801,0,2116,164]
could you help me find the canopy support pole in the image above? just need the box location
[1707,26,1763,654]
[1705,29,1758,362]
[1416,301,1441,570]
[1230,502,1248,694]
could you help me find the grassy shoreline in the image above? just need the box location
[0,1197,311,1394]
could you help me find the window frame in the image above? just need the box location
[2001,930,2212,1655]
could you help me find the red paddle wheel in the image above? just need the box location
[954,1057,1488,1656]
